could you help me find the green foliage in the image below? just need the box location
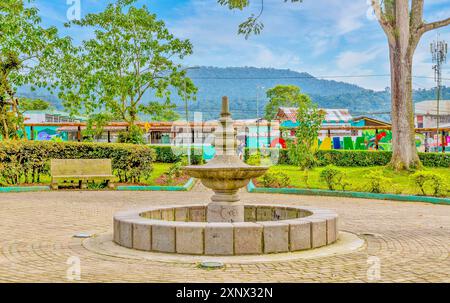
[19,98,51,111]
[82,112,115,142]
[164,161,183,185]
[288,100,324,170]
[264,85,312,120]
[246,152,261,166]
[0,141,155,185]
[58,0,196,130]
[319,165,349,191]
[260,171,290,188]
[411,171,445,196]
[118,125,145,145]
[218,0,303,39]
[149,145,204,165]
[302,170,310,188]
[244,148,450,168]
[0,0,73,139]
[364,170,391,193]
[87,181,108,190]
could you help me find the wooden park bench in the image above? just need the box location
[50,159,115,190]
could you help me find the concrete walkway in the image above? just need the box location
[0,186,448,282]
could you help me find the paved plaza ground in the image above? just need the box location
[0,184,449,283]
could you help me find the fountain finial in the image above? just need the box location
[221,96,231,118]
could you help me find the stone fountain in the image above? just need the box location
[183,96,268,223]
[113,97,339,256]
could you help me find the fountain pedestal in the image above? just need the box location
[183,96,268,223]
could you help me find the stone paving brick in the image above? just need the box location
[0,187,448,282]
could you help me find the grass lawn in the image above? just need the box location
[1,162,187,187]
[257,165,450,197]
[144,162,173,185]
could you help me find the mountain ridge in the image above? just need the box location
[16,66,449,121]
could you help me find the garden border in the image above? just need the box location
[247,181,450,205]
[116,178,197,192]
[0,186,51,193]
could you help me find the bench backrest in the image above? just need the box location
[51,159,113,176]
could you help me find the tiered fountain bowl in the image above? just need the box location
[113,97,339,255]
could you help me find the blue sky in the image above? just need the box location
[34,0,450,91]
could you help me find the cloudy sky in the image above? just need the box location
[34,0,450,91]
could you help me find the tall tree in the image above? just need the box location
[59,0,196,133]
[0,0,72,140]
[370,0,450,169]
[19,98,51,111]
[264,85,311,120]
[219,0,450,170]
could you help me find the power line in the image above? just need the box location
[188,75,450,81]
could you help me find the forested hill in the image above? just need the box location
[175,67,449,120]
[17,66,450,121]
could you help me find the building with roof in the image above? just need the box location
[22,110,87,141]
[415,100,450,128]
[275,107,354,138]
[23,110,86,124]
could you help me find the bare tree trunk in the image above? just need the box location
[388,45,420,170]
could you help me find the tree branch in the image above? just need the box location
[371,0,395,44]
[421,17,450,34]
[411,0,424,31]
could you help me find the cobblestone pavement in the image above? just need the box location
[0,186,449,283]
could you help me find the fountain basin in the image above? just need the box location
[113,205,339,256]
[183,166,268,190]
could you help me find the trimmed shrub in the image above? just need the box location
[364,170,391,193]
[148,145,203,165]
[259,171,291,188]
[244,148,450,168]
[411,171,446,196]
[246,152,262,166]
[0,141,155,185]
[320,165,350,191]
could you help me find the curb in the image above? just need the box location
[116,178,197,192]
[0,186,51,193]
[247,181,450,205]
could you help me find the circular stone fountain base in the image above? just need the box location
[113,205,340,256]
[83,232,363,264]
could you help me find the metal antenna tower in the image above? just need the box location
[430,37,447,151]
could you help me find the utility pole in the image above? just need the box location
[183,66,199,164]
[256,85,264,149]
[431,38,447,152]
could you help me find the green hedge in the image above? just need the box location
[245,148,450,167]
[0,141,155,185]
[149,145,204,165]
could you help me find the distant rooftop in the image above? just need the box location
[277,107,353,123]
[23,110,87,121]
[415,100,450,116]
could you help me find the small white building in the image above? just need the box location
[415,100,450,128]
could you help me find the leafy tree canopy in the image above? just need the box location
[264,84,311,120]
[0,0,72,139]
[58,0,197,125]
[19,98,51,111]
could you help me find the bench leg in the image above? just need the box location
[107,180,115,189]
[80,181,88,190]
